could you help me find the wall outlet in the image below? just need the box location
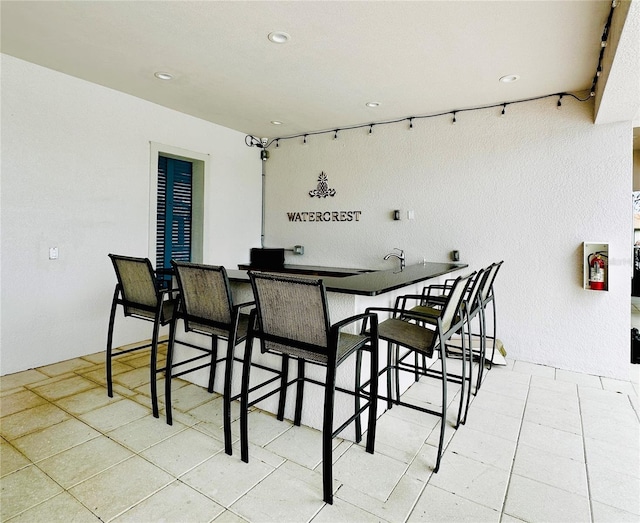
[294,245,304,255]
[452,250,460,262]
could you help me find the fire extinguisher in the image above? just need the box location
[588,252,607,291]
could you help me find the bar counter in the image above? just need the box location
[231,261,468,296]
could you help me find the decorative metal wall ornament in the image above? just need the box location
[309,171,336,198]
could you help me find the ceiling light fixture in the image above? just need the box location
[268,31,290,44]
[366,102,380,108]
[271,120,283,125]
[246,89,597,149]
[499,74,520,83]
[154,72,173,80]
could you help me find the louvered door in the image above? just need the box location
[157,156,192,288]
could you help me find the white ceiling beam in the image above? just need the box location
[594,0,640,125]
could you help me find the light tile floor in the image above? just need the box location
[1,342,639,522]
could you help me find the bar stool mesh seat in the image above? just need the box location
[405,266,488,418]
[254,282,367,365]
[241,271,379,504]
[168,261,254,454]
[365,272,475,473]
[410,261,504,391]
[106,254,177,418]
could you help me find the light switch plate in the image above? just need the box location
[49,247,59,260]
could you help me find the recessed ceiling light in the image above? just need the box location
[154,72,173,80]
[271,120,283,125]
[268,31,290,44]
[366,102,380,108]
[499,74,520,83]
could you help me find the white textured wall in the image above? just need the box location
[1,53,632,381]
[264,97,632,379]
[1,55,262,375]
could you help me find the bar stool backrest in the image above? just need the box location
[480,261,504,303]
[171,261,234,336]
[440,272,475,335]
[465,267,488,314]
[249,271,332,362]
[109,254,159,319]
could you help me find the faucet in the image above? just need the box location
[384,248,405,270]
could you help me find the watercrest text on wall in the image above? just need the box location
[287,211,362,222]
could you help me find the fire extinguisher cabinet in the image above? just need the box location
[583,242,609,291]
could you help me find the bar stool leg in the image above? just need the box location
[476,305,487,394]
[322,364,337,504]
[365,332,379,454]
[294,358,305,426]
[393,344,401,407]
[208,336,218,393]
[240,335,255,463]
[223,335,236,455]
[277,355,289,421]
[434,339,448,473]
[354,349,363,443]
[150,307,162,419]
[106,287,119,398]
[164,318,177,425]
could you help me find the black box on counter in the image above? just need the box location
[250,248,285,269]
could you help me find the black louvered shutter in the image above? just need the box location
[157,156,192,287]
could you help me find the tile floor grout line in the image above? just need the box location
[399,476,430,523]
[405,362,496,521]
[220,459,285,511]
[376,430,432,522]
[627,387,640,422]
[101,473,177,523]
[2,393,94,444]
[496,372,530,523]
[2,385,127,521]
[47,364,242,520]
[576,383,595,523]
[2,369,197,520]
[3,486,66,522]
[0,440,64,520]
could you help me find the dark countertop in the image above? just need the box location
[236,263,371,278]
[228,261,468,296]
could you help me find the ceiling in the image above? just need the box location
[1,0,637,143]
